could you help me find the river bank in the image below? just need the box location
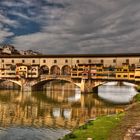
[59,113,124,140]
[59,93,140,140]
[108,102,140,140]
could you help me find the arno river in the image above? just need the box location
[0,81,137,140]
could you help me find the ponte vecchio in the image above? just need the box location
[0,53,140,92]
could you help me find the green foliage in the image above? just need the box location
[136,85,140,92]
[134,93,140,102]
[79,124,88,130]
[61,133,77,140]
[60,113,124,140]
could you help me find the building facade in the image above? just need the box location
[0,53,140,81]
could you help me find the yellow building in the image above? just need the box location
[135,64,140,81]
[16,64,39,78]
[115,63,135,81]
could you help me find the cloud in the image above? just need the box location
[0,12,16,42]
[1,0,140,54]
[0,14,18,27]
[0,27,14,42]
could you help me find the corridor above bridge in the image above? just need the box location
[0,53,140,91]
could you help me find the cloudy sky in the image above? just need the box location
[0,0,140,54]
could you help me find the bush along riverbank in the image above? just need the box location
[135,85,140,92]
[59,113,124,140]
[133,92,140,102]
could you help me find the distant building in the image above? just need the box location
[0,44,41,56]
[19,50,40,55]
[1,44,19,55]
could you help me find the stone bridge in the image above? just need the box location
[0,75,106,92]
[0,75,137,93]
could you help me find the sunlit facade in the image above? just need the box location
[0,54,140,81]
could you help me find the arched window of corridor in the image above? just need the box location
[39,65,49,75]
[50,65,60,75]
[61,65,71,75]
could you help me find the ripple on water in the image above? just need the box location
[0,127,70,140]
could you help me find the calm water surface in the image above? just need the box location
[0,81,136,140]
[98,82,137,104]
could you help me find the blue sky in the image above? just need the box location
[0,0,140,54]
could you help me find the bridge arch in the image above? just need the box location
[39,65,49,75]
[61,65,71,75]
[32,78,81,90]
[94,81,138,88]
[0,79,21,89]
[7,79,22,87]
[50,65,60,75]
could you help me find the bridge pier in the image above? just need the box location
[20,79,32,92]
[21,85,32,92]
[92,86,98,93]
[79,80,106,93]
[80,79,85,93]
[80,79,94,93]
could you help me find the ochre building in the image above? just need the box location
[0,53,140,81]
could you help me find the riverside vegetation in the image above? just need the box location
[59,93,140,140]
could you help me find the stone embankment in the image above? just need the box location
[109,98,140,140]
[123,102,140,140]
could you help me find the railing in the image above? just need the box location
[40,75,72,81]
[0,72,136,82]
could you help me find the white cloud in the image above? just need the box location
[0,14,19,27]
[0,29,14,42]
[1,0,140,54]
[9,11,32,21]
[0,12,16,42]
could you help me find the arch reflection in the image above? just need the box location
[0,82,126,129]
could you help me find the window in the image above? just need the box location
[131,64,135,67]
[65,60,68,63]
[11,65,16,71]
[113,59,116,63]
[101,59,104,63]
[2,59,4,63]
[98,69,102,72]
[32,60,35,63]
[72,74,77,76]
[78,68,83,71]
[11,60,14,63]
[117,75,121,77]
[43,60,46,63]
[123,69,128,72]
[124,75,127,78]
[22,60,25,63]
[130,75,134,78]
[88,59,91,63]
[135,76,140,78]
[54,60,57,63]
[76,60,79,63]
[126,59,129,64]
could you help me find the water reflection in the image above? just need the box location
[0,81,128,140]
[98,82,137,104]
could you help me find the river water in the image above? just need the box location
[0,81,137,140]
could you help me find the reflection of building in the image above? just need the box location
[0,89,125,129]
